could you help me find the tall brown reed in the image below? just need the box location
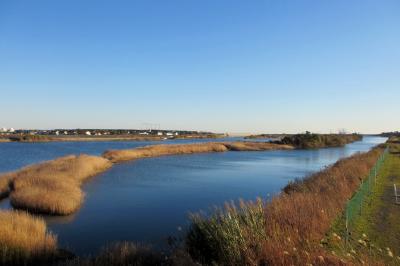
[0,210,58,264]
[102,142,293,163]
[186,146,385,265]
[0,175,12,199]
[0,155,112,215]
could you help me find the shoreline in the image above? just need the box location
[102,141,294,163]
[186,143,386,265]
[0,141,293,215]
[0,137,384,265]
[0,134,225,143]
[0,136,379,265]
[0,135,363,216]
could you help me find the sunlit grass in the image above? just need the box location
[0,210,57,264]
[187,199,266,265]
[1,155,112,215]
[185,145,385,265]
[102,141,293,163]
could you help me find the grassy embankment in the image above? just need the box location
[185,144,384,265]
[324,137,400,265]
[0,134,365,265]
[0,155,112,215]
[277,133,362,149]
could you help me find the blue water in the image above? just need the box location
[0,136,386,255]
[0,137,243,173]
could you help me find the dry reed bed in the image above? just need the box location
[0,155,112,215]
[0,174,12,199]
[0,142,291,216]
[102,142,293,163]
[261,146,385,265]
[187,145,385,265]
[0,210,57,264]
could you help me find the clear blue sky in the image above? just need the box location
[0,1,399,133]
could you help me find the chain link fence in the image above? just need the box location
[345,147,389,239]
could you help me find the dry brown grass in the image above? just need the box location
[0,155,112,215]
[186,145,386,265]
[0,210,57,264]
[102,141,293,163]
[261,147,385,265]
[223,141,293,151]
[102,142,230,162]
[0,174,12,199]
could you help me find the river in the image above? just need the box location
[0,136,386,255]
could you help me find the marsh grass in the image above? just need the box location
[102,142,229,162]
[187,199,266,265]
[0,175,12,199]
[186,145,385,265]
[223,142,293,151]
[0,210,57,265]
[102,142,293,163]
[0,155,112,215]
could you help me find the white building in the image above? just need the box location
[85,131,91,136]
[0,128,15,133]
[157,132,163,136]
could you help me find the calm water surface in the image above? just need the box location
[0,136,386,255]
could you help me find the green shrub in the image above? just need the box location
[186,199,266,265]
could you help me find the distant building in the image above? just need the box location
[166,132,173,136]
[85,131,91,136]
[0,128,15,133]
[157,132,163,136]
[55,131,60,136]
[139,132,149,135]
